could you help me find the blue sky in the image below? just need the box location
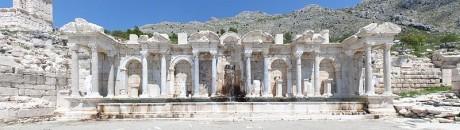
[0,0,361,30]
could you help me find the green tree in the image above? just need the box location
[228,27,238,33]
[400,32,428,57]
[283,32,292,44]
[440,33,459,43]
[218,28,226,35]
[169,33,178,44]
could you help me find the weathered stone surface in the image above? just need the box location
[0,87,18,96]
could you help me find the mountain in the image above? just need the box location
[140,0,460,42]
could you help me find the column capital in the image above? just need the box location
[140,50,149,56]
[262,50,270,57]
[345,50,355,56]
[384,42,393,49]
[89,44,98,51]
[71,44,80,51]
[210,50,217,56]
[107,50,117,57]
[192,50,200,56]
[244,49,252,57]
[294,50,303,58]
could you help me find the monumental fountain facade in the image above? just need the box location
[56,18,402,120]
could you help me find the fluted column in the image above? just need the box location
[211,51,217,97]
[244,50,252,97]
[263,53,270,97]
[193,51,200,97]
[140,51,149,98]
[160,54,168,96]
[89,44,101,97]
[106,51,116,98]
[295,51,303,97]
[383,43,393,95]
[314,53,321,96]
[365,44,375,95]
[70,44,80,97]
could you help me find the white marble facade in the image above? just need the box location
[62,19,401,99]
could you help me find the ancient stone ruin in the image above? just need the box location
[0,0,53,32]
[55,17,402,120]
[1,0,459,123]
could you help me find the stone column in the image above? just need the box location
[263,53,270,97]
[314,53,321,96]
[211,51,218,97]
[383,43,393,95]
[193,51,200,97]
[160,54,168,96]
[365,44,375,95]
[70,44,80,97]
[286,66,293,97]
[89,44,101,97]
[106,51,116,98]
[295,51,303,97]
[140,51,149,98]
[244,50,252,97]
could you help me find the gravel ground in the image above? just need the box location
[2,118,460,130]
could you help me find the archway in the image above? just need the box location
[173,60,192,97]
[319,58,336,96]
[270,59,288,97]
[125,59,142,97]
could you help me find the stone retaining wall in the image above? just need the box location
[374,54,442,94]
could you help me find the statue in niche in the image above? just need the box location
[303,79,312,96]
[253,80,261,97]
[275,76,283,97]
[84,75,92,96]
[175,73,187,97]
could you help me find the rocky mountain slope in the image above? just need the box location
[140,0,460,42]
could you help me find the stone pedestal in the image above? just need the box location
[363,95,397,116]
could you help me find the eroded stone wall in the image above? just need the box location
[374,53,442,94]
[0,31,68,122]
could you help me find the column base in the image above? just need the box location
[365,92,376,96]
[71,94,81,98]
[139,94,150,98]
[87,93,102,98]
[382,92,395,96]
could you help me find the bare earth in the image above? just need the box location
[2,118,459,130]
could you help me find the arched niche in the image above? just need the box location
[270,58,289,97]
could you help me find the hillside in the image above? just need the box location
[139,0,460,42]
